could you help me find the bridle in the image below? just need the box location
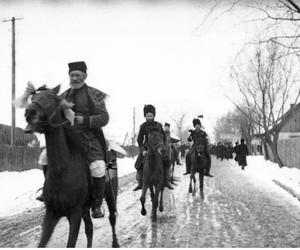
[30,96,69,130]
[147,131,164,155]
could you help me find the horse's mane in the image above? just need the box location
[148,151,157,170]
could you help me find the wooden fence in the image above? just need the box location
[0,145,42,172]
[264,137,300,169]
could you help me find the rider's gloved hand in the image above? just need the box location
[142,150,148,157]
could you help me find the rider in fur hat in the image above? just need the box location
[187,117,213,177]
[31,61,109,218]
[133,104,174,191]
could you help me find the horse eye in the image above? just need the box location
[30,110,37,116]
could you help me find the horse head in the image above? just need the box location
[147,129,164,155]
[25,85,70,133]
[194,136,206,158]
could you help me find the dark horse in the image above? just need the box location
[24,85,119,247]
[140,130,165,222]
[189,137,207,199]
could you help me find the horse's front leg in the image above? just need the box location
[189,173,193,193]
[151,186,160,222]
[149,185,154,202]
[159,186,164,212]
[192,174,196,196]
[38,209,60,247]
[199,171,204,199]
[140,182,148,216]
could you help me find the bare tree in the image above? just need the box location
[203,0,300,56]
[230,43,300,166]
[170,113,190,142]
[213,108,253,150]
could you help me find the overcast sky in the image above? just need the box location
[0,0,261,144]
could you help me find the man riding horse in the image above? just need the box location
[27,61,109,218]
[187,118,213,177]
[133,104,174,191]
[163,122,182,166]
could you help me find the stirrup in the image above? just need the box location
[165,182,174,190]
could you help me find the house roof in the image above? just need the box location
[270,103,300,133]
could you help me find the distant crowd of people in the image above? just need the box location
[210,139,249,170]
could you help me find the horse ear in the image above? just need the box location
[52,84,60,95]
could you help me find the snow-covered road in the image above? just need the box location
[1,156,300,247]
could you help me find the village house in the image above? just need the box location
[263,103,300,169]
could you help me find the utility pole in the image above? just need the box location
[2,17,23,146]
[131,107,136,145]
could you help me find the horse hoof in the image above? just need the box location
[189,188,192,193]
[201,194,204,199]
[192,191,196,196]
[159,206,164,212]
[141,208,147,216]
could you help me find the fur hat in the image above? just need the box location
[143,104,156,117]
[193,118,201,127]
[164,122,170,127]
[68,61,87,74]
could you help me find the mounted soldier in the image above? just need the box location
[22,61,109,219]
[163,122,182,166]
[187,117,213,177]
[133,104,174,191]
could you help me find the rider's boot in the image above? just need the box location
[133,170,143,191]
[36,165,48,202]
[91,176,106,218]
[204,153,214,177]
[164,166,174,190]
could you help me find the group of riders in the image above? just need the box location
[17,61,213,220]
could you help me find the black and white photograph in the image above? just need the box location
[1,0,300,247]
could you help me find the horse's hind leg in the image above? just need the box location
[66,208,82,247]
[38,209,60,247]
[199,172,204,199]
[105,182,120,248]
[82,209,93,248]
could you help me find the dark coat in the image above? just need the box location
[237,144,249,166]
[60,84,109,162]
[188,129,209,153]
[135,121,166,170]
[137,121,166,151]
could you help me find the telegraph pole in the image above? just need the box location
[132,107,136,145]
[2,17,23,146]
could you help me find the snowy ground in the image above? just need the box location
[0,155,299,219]
[242,155,300,199]
[0,156,136,218]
